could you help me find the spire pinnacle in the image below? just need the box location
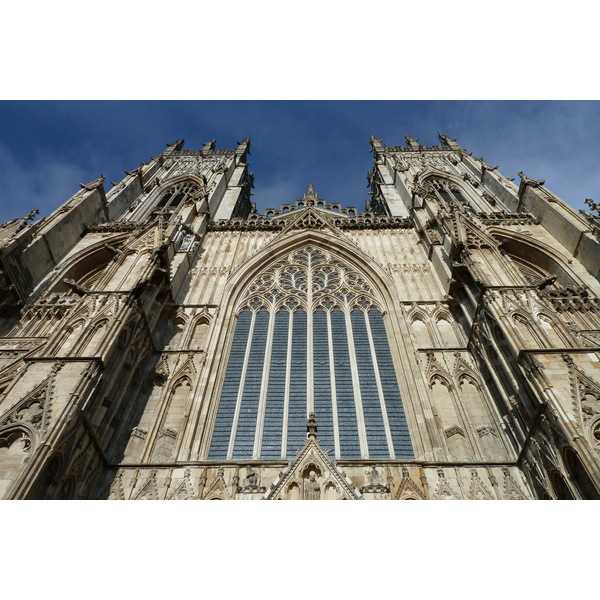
[302,184,319,207]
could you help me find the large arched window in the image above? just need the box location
[208,245,413,461]
[154,180,204,212]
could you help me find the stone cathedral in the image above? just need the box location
[1,134,600,500]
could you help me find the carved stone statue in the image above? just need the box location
[369,465,381,486]
[305,470,321,500]
[246,466,258,488]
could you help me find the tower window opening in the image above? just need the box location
[155,181,203,212]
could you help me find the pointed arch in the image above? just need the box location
[130,175,207,221]
[488,228,582,287]
[222,228,401,313]
[202,228,414,462]
[511,312,543,347]
[418,170,493,213]
[42,234,129,295]
[166,312,188,350]
[408,310,433,348]
[432,310,461,347]
[189,314,211,350]
[75,317,111,356]
[536,312,571,347]
[562,447,600,499]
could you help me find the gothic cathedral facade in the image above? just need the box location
[1,135,599,500]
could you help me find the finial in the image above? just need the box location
[165,139,185,150]
[369,135,383,151]
[202,139,217,151]
[405,135,420,150]
[302,184,319,207]
[437,132,458,147]
[307,412,318,438]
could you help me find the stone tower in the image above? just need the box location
[0,134,599,499]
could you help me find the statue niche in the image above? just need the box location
[302,464,322,500]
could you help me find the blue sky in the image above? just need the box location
[1,100,599,224]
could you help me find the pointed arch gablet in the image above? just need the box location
[220,228,401,315]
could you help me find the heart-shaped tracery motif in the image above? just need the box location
[239,245,379,312]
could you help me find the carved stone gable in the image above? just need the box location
[502,468,528,500]
[394,467,427,500]
[133,469,160,500]
[168,469,195,500]
[201,469,232,500]
[282,207,337,233]
[264,437,361,500]
[432,469,461,500]
[468,469,494,500]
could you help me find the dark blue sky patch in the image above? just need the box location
[0,100,598,223]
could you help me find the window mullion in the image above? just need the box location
[280,310,293,459]
[327,309,341,459]
[253,308,276,458]
[227,310,256,459]
[344,309,369,459]
[364,310,396,459]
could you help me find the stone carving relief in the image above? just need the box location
[264,436,361,500]
[394,467,427,500]
[239,245,381,314]
[360,465,390,494]
[237,466,266,494]
[304,466,321,500]
[468,469,494,500]
[169,156,226,180]
[133,469,160,500]
[168,468,195,500]
[501,467,528,500]
[432,468,460,500]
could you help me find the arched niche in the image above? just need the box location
[151,377,192,462]
[27,452,63,500]
[550,471,575,500]
[190,317,210,350]
[435,314,459,347]
[537,313,568,347]
[512,313,542,348]
[410,314,432,348]
[490,230,581,288]
[57,476,76,500]
[324,481,338,500]
[430,376,471,460]
[167,314,187,350]
[46,240,125,294]
[563,447,600,499]
[77,318,110,356]
[122,374,166,460]
[430,376,456,423]
[0,429,33,494]
[286,482,300,500]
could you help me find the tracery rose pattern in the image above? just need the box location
[239,246,379,312]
